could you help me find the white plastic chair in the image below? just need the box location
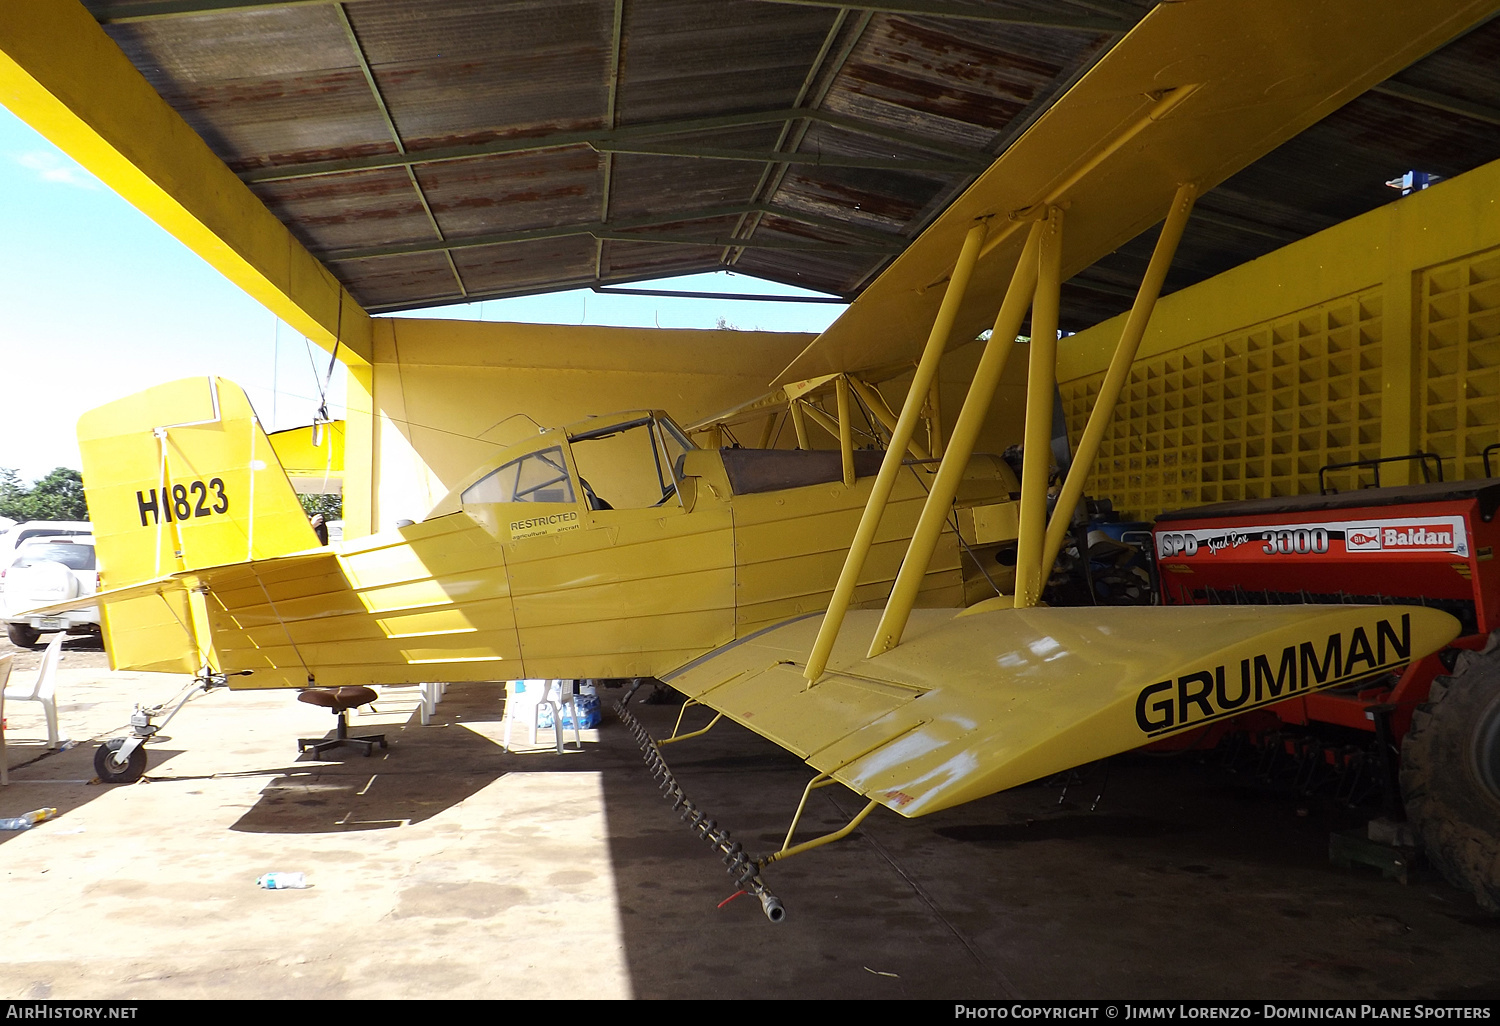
[4,634,64,749]
[547,680,582,750]
[502,679,580,753]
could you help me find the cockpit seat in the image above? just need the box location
[580,477,613,510]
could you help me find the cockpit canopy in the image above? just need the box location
[461,445,574,506]
[432,411,696,531]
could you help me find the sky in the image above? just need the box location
[0,107,846,486]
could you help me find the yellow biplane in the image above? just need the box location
[50,0,1496,918]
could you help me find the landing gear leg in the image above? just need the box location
[92,669,232,785]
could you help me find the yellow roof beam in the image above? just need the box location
[0,0,371,364]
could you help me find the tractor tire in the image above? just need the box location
[1400,634,1500,911]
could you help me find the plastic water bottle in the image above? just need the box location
[0,808,58,831]
[256,872,307,889]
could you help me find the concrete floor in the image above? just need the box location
[1,634,1499,1000]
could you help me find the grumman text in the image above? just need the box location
[1134,614,1410,735]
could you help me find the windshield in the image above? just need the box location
[13,541,96,570]
[570,415,691,510]
[460,446,576,505]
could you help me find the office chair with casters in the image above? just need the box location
[297,686,387,757]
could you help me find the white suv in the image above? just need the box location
[0,535,99,647]
[0,520,92,567]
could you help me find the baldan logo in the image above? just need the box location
[1345,523,1457,553]
[1380,524,1454,550]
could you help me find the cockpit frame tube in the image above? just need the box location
[835,374,855,488]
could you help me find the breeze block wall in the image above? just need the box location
[1057,157,1500,521]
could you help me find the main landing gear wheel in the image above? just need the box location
[1400,634,1500,911]
[94,738,147,784]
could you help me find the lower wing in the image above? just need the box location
[664,604,1459,817]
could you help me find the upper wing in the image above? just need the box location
[665,603,1460,817]
[773,0,1500,386]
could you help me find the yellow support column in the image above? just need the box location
[185,582,220,676]
[804,220,990,683]
[868,218,1045,657]
[342,358,378,539]
[1013,207,1065,608]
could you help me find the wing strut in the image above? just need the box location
[1011,206,1067,608]
[867,214,1047,656]
[803,185,1196,671]
[860,179,1197,650]
[1040,182,1197,578]
[802,218,992,683]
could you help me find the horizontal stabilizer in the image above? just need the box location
[665,604,1460,817]
[17,574,182,617]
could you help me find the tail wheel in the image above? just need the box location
[94,738,147,784]
[1400,634,1500,911]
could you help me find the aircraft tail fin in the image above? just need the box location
[78,377,321,592]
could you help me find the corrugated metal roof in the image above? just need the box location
[84,0,1500,329]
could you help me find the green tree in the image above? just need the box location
[299,493,342,520]
[0,468,26,518]
[29,468,89,520]
[0,467,89,522]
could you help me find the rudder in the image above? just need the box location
[78,377,320,590]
